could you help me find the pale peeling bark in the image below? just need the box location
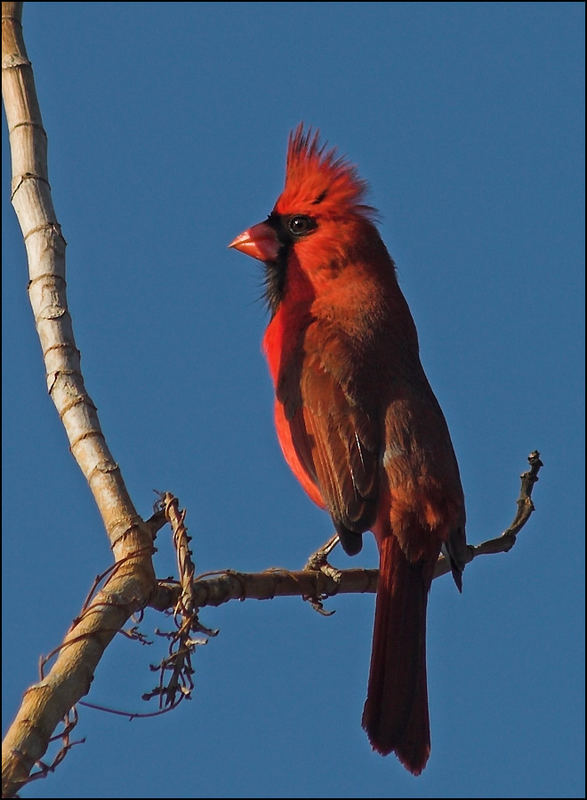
[1,4,156,795]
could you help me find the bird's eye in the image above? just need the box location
[287,215,315,237]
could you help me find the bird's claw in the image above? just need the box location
[303,532,341,571]
[302,533,342,615]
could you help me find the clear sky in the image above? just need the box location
[2,3,584,798]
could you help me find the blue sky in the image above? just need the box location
[2,3,584,798]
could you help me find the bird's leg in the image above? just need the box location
[301,533,343,615]
[304,532,341,573]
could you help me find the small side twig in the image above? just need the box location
[13,707,85,790]
[143,493,216,711]
[434,450,543,578]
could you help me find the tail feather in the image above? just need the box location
[361,534,436,775]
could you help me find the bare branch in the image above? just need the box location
[1,6,149,557]
[150,452,543,613]
[1,4,156,795]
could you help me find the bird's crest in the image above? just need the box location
[275,123,376,220]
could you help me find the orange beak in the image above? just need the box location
[228,221,280,262]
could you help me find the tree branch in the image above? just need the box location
[1,4,156,795]
[150,451,543,613]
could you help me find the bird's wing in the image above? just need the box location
[276,325,380,554]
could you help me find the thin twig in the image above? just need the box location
[142,494,216,711]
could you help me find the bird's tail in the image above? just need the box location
[361,533,434,775]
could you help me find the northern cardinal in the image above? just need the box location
[229,125,466,775]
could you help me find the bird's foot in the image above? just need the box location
[302,533,342,616]
[304,533,341,572]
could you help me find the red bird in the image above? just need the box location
[230,125,466,775]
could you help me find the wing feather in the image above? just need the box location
[276,326,380,548]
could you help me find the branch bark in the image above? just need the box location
[150,451,543,614]
[1,4,156,795]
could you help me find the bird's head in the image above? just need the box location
[229,125,379,314]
